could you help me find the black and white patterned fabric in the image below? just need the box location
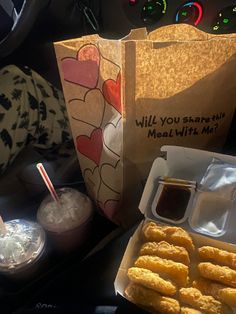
[0,65,72,174]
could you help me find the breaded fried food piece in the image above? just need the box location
[142,222,195,251]
[198,262,236,288]
[134,255,189,286]
[198,246,236,269]
[179,287,232,314]
[140,241,190,265]
[127,267,177,296]
[181,307,205,314]
[193,277,236,307]
[125,283,180,314]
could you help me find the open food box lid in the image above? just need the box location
[115,146,236,313]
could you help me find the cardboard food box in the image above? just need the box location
[115,146,236,313]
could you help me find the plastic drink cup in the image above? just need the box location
[37,188,93,252]
[0,219,46,279]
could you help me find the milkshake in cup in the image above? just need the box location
[0,219,46,280]
[37,187,94,252]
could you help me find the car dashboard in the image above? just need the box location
[101,0,236,37]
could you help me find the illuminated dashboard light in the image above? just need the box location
[212,5,236,33]
[129,0,138,5]
[141,0,167,24]
[194,2,203,26]
[175,2,203,26]
[223,18,229,24]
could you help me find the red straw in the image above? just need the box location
[36,163,60,204]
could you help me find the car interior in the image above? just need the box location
[1,0,236,313]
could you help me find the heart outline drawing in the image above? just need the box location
[83,166,101,200]
[100,160,121,194]
[98,199,120,221]
[103,117,122,157]
[61,44,100,89]
[69,88,106,129]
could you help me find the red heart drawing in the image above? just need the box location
[99,200,119,221]
[76,128,103,165]
[102,72,122,113]
[62,45,100,89]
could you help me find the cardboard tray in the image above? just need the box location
[115,146,236,313]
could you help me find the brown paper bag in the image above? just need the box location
[54,24,236,227]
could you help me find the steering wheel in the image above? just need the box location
[0,0,50,58]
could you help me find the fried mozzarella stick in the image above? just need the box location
[142,222,195,251]
[181,307,205,314]
[135,255,189,286]
[179,288,232,314]
[140,241,190,265]
[193,277,236,307]
[127,267,177,296]
[125,283,180,314]
[198,246,236,269]
[198,262,236,288]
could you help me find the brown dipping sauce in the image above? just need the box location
[155,185,191,221]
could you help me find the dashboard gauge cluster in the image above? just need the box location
[175,2,203,27]
[121,0,236,34]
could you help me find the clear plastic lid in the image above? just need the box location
[37,188,93,233]
[0,219,46,273]
[188,158,236,237]
[199,158,236,200]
